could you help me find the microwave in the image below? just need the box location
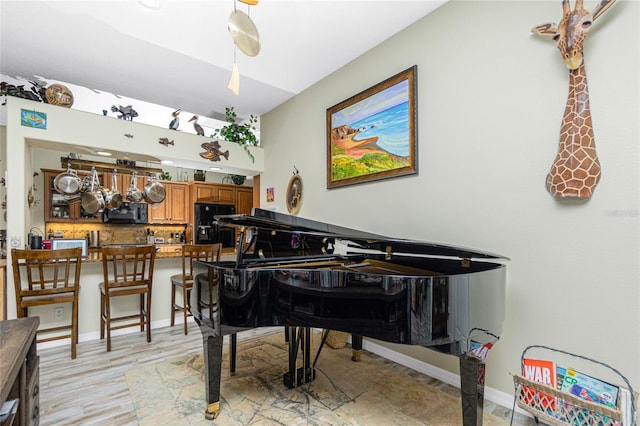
[103,202,148,224]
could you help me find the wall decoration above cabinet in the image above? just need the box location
[200,141,229,161]
[111,104,138,121]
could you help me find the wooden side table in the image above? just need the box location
[0,317,40,426]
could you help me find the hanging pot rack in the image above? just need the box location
[60,157,163,176]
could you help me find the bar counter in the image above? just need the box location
[83,244,185,262]
[82,244,236,262]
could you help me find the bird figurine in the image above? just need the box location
[189,115,205,136]
[169,109,181,130]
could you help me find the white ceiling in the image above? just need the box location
[0,0,447,122]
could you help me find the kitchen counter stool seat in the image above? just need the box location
[100,245,156,351]
[171,243,221,334]
[11,247,82,359]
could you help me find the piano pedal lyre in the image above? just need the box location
[283,326,315,389]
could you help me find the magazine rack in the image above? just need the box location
[512,345,637,426]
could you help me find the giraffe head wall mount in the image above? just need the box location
[532,0,616,199]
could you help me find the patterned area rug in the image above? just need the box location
[125,331,508,425]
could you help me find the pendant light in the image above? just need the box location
[227,0,260,95]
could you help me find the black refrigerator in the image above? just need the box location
[194,203,236,247]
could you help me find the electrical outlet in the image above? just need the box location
[54,307,64,320]
[10,235,21,248]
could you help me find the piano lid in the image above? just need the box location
[215,208,509,261]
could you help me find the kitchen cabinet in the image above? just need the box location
[236,187,253,215]
[148,181,188,223]
[188,183,254,246]
[42,169,103,223]
[191,182,217,201]
[216,186,235,204]
[191,182,235,204]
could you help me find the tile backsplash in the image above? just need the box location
[45,223,190,246]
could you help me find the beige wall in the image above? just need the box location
[259,0,639,403]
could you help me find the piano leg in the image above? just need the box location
[459,354,485,426]
[202,333,224,420]
[351,334,363,362]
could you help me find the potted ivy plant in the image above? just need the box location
[212,107,258,162]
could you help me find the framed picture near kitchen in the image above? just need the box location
[326,66,417,189]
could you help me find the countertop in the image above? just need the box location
[82,244,236,263]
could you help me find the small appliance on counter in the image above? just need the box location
[27,228,45,249]
[51,238,89,257]
[88,230,100,247]
[103,202,148,224]
[194,203,235,247]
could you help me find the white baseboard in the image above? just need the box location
[36,318,279,350]
[360,337,532,418]
[36,318,178,351]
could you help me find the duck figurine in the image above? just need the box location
[169,109,181,130]
[189,115,205,136]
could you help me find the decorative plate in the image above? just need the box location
[286,173,303,215]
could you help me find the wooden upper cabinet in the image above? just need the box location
[168,182,188,222]
[192,182,217,201]
[191,182,235,204]
[148,181,188,223]
[216,186,235,204]
[189,181,254,223]
[236,187,253,215]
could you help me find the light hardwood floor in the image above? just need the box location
[37,323,534,425]
[38,322,205,425]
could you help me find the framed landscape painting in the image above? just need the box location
[326,66,417,189]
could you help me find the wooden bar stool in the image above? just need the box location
[171,243,222,335]
[11,247,82,359]
[100,245,156,352]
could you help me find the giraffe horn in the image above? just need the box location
[591,0,616,21]
[562,0,571,14]
[575,0,584,11]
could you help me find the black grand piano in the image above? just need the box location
[189,208,507,425]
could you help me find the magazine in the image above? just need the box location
[522,358,557,410]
